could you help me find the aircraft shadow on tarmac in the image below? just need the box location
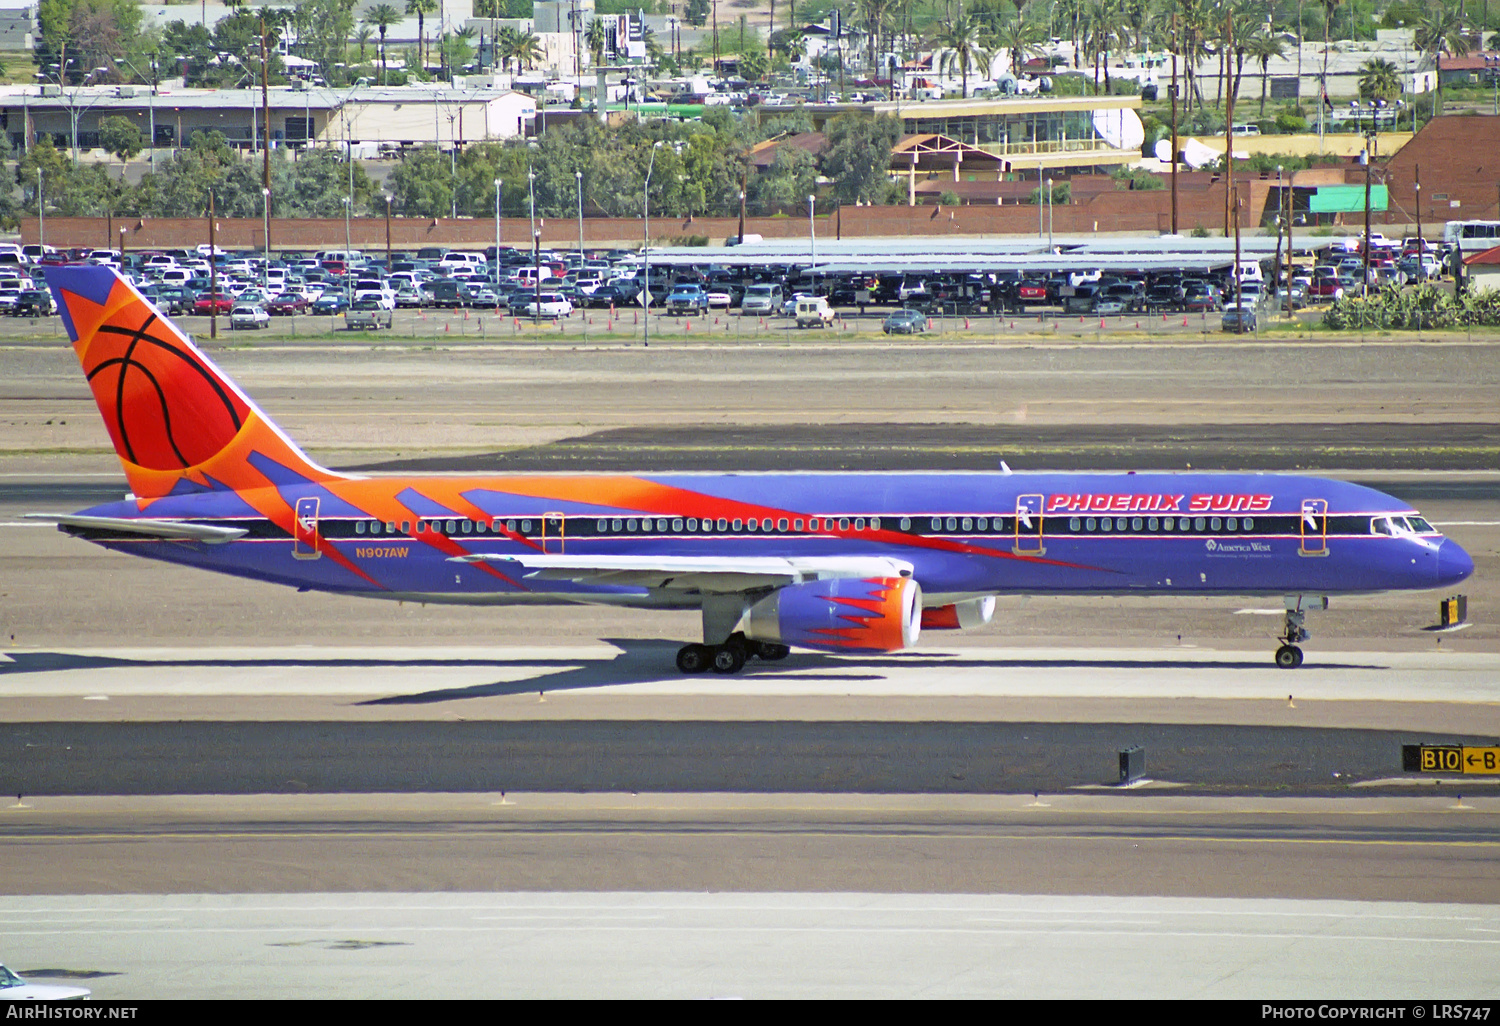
[0,645,1387,705]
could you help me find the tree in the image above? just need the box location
[586,18,607,67]
[684,0,710,28]
[1358,57,1400,101]
[749,145,817,214]
[820,112,901,205]
[406,0,438,69]
[738,47,770,82]
[98,115,142,174]
[990,7,1045,79]
[1244,27,1286,116]
[1415,1,1471,110]
[364,4,403,85]
[931,14,991,99]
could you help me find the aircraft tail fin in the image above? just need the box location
[41,265,345,500]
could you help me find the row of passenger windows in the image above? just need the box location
[332,513,1411,539]
[1066,516,1255,533]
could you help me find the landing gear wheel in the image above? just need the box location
[676,644,712,674]
[1275,644,1304,669]
[755,642,791,661]
[712,644,747,674]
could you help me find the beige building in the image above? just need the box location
[0,84,536,156]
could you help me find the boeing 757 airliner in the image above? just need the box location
[30,266,1473,673]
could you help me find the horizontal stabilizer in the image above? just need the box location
[26,513,248,544]
[449,553,914,593]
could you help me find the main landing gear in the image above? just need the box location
[1275,606,1310,669]
[676,633,790,674]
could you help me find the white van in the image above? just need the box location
[741,283,784,314]
[794,296,835,328]
[1236,259,1264,284]
[316,249,363,264]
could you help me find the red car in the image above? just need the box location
[1306,279,1345,301]
[193,292,235,314]
[1016,280,1049,305]
[267,294,309,315]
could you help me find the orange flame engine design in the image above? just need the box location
[743,576,922,653]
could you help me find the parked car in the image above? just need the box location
[311,293,349,315]
[12,289,55,316]
[883,308,928,334]
[193,292,235,315]
[0,964,90,1000]
[267,294,310,316]
[1222,307,1258,333]
[230,304,270,330]
[519,292,574,318]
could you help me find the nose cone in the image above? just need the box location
[1436,539,1476,588]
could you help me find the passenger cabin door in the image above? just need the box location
[292,496,321,560]
[541,511,565,554]
[1014,494,1045,555]
[1300,498,1328,556]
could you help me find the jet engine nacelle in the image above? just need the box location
[920,596,997,631]
[742,576,922,653]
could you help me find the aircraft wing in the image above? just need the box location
[26,514,249,544]
[448,553,915,593]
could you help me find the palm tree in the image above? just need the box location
[990,8,1045,79]
[507,29,544,73]
[364,4,402,85]
[1244,28,1286,117]
[406,0,438,70]
[854,0,895,71]
[1358,57,1401,102]
[354,26,373,63]
[586,17,607,68]
[931,14,991,98]
[1415,1,1471,111]
[1319,0,1345,111]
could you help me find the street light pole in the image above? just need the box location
[533,229,541,325]
[501,176,513,280]
[807,193,816,279]
[342,196,352,304]
[384,194,393,270]
[527,169,536,241]
[208,189,217,339]
[1045,176,1053,249]
[575,170,584,263]
[261,187,271,289]
[643,141,662,348]
[35,169,42,251]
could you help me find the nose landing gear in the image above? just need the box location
[1275,606,1311,669]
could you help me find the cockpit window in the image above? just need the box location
[1409,516,1434,533]
[1371,517,1393,536]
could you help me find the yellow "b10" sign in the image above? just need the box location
[1404,745,1500,775]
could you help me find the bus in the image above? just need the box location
[1443,220,1500,247]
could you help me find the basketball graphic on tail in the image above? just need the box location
[45,267,252,473]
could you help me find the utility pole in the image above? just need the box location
[1222,11,1234,236]
[1170,9,1179,234]
[1414,164,1423,275]
[261,18,273,257]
